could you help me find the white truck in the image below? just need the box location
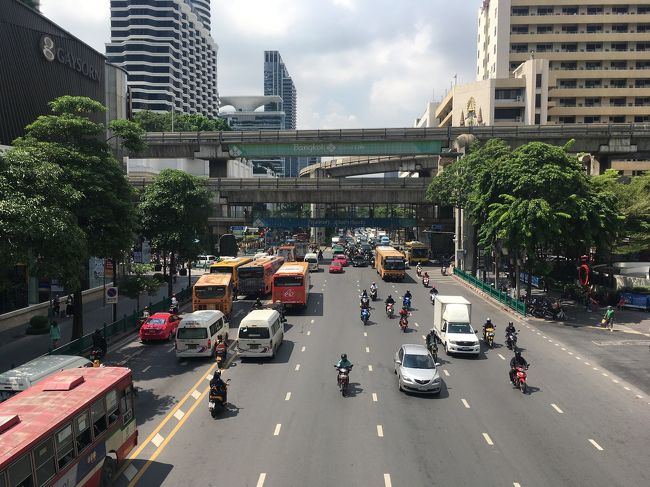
[432,296,480,356]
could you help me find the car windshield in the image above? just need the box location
[195,286,227,299]
[403,353,435,369]
[448,323,472,334]
[146,318,166,325]
[239,327,270,339]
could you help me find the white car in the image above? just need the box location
[194,255,217,269]
[394,344,441,395]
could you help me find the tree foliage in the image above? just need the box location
[9,96,143,338]
[133,111,231,132]
[139,169,212,296]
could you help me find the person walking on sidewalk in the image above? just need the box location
[602,306,615,332]
[52,295,61,319]
[65,294,73,317]
[50,321,61,349]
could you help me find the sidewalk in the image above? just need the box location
[0,276,199,373]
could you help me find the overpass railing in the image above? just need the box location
[143,123,650,145]
[453,267,527,316]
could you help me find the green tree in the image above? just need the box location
[139,169,212,297]
[120,264,160,311]
[133,111,231,132]
[12,96,143,338]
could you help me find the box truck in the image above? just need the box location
[432,296,480,356]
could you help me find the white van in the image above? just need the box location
[331,236,340,246]
[380,236,390,246]
[304,252,319,272]
[237,309,284,359]
[176,310,229,358]
[195,255,217,269]
[0,355,92,402]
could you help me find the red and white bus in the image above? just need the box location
[272,262,310,308]
[0,367,137,487]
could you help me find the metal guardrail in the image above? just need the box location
[142,123,650,145]
[453,267,527,316]
[49,287,192,357]
[298,154,446,177]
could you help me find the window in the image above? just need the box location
[585,97,601,107]
[635,97,650,106]
[586,43,602,52]
[91,399,107,437]
[611,79,626,88]
[536,74,543,88]
[611,24,628,33]
[586,61,602,70]
[585,80,602,88]
[611,43,628,52]
[238,326,270,339]
[34,438,56,485]
[403,354,435,369]
[559,80,577,88]
[639,6,650,14]
[637,61,650,69]
[537,25,552,34]
[511,26,528,34]
[610,97,626,107]
[612,6,628,14]
[587,6,603,15]
[538,7,553,15]
[559,116,576,123]
[0,472,5,487]
[195,286,226,299]
[177,327,208,339]
[561,43,578,52]
[562,7,578,15]
[636,79,650,88]
[611,61,627,69]
[55,423,75,469]
[609,116,626,123]
[561,61,578,70]
[7,453,33,487]
[74,411,92,453]
[274,276,303,287]
[586,24,602,33]
[536,44,552,52]
[120,386,134,424]
[639,25,650,33]
[535,93,542,107]
[535,114,541,124]
[512,7,528,16]
[559,98,576,107]
[637,43,650,51]
[584,116,601,123]
[562,25,578,33]
[511,44,528,53]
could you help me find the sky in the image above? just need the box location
[41,0,478,129]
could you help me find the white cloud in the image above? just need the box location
[332,0,356,11]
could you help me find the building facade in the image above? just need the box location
[477,0,650,124]
[107,0,219,117]
[263,51,297,129]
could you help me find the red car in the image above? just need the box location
[329,262,344,273]
[333,255,349,267]
[139,312,181,342]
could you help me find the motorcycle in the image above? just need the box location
[335,365,352,396]
[370,288,378,301]
[169,304,179,314]
[416,267,422,278]
[361,308,370,325]
[506,331,518,351]
[403,296,411,310]
[512,366,529,394]
[423,276,430,287]
[208,379,231,418]
[386,302,394,318]
[399,316,408,333]
[426,336,438,362]
[215,344,227,368]
[484,328,495,348]
[360,296,370,309]
[441,266,448,276]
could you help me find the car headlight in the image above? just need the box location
[432,378,440,384]
[402,375,414,383]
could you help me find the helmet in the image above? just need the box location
[608,305,613,309]
[341,353,347,360]
[372,282,376,286]
[486,318,492,323]
[508,321,513,326]
[515,351,521,358]
[387,294,392,298]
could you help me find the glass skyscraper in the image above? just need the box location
[263,51,296,129]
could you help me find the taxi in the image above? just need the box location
[333,254,349,267]
[329,262,344,273]
[139,312,181,342]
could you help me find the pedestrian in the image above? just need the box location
[602,306,615,332]
[65,294,73,317]
[50,321,61,349]
[52,295,60,319]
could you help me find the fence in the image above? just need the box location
[49,286,192,357]
[453,268,527,316]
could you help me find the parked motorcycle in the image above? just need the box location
[370,288,378,301]
[335,365,352,396]
[208,379,230,418]
[512,366,529,394]
[386,302,394,318]
[361,308,370,325]
[506,331,518,351]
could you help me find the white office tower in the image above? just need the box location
[107,0,219,117]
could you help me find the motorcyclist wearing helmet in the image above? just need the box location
[505,321,516,337]
[482,318,495,341]
[336,353,353,370]
[370,282,377,293]
[209,370,228,404]
[404,290,412,300]
[429,285,439,296]
[360,291,370,309]
[509,351,529,384]
[425,328,437,350]
[385,294,395,306]
[399,305,409,319]
[254,297,263,309]
[416,263,422,275]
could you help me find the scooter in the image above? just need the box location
[208,379,231,418]
[370,288,378,301]
[386,302,394,318]
[215,344,227,368]
[361,308,370,325]
[512,366,529,394]
[484,328,495,348]
[426,335,438,362]
[169,304,179,314]
[416,267,422,278]
[506,331,518,351]
[423,276,430,287]
[403,296,411,310]
[399,316,408,333]
[441,267,448,276]
[335,365,352,396]
[360,296,370,309]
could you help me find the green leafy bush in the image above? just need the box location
[29,315,49,330]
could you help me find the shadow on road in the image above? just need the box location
[344,382,363,397]
[239,339,295,365]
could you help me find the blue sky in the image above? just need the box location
[42,0,478,129]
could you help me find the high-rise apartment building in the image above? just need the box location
[107,0,219,117]
[264,51,297,129]
[477,0,650,124]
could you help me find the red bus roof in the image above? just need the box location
[274,262,309,275]
[0,367,132,466]
[240,255,284,268]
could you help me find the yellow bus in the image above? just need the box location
[209,256,253,293]
[404,241,429,265]
[192,273,234,316]
[375,246,406,281]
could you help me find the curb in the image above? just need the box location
[452,274,528,323]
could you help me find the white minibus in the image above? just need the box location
[304,252,319,272]
[237,309,284,359]
[0,355,92,402]
[176,310,229,358]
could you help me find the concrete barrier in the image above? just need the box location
[0,283,112,333]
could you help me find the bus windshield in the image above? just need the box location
[275,276,303,287]
[239,267,264,279]
[210,267,233,275]
[384,258,405,270]
[194,286,226,299]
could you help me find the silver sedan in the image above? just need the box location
[394,344,442,394]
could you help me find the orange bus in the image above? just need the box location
[272,262,310,308]
[375,246,406,281]
[209,256,252,293]
[276,245,296,262]
[192,273,234,316]
[237,256,285,296]
[0,367,136,487]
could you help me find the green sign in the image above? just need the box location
[228,140,442,157]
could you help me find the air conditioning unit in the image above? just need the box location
[516,96,522,101]
[515,116,522,122]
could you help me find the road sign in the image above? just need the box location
[105,286,118,304]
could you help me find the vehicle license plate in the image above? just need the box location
[249,344,259,349]
[188,344,198,349]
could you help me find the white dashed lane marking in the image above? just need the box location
[551,403,564,414]
[142,365,151,373]
[273,424,281,436]
[295,364,301,371]
[443,369,450,376]
[256,473,267,487]
[151,433,164,447]
[589,439,604,451]
[461,399,470,409]
[123,464,138,482]
[368,365,373,372]
[301,346,306,352]
[482,433,494,446]
[366,347,370,353]
[173,409,185,420]
[384,474,392,487]
[306,331,311,336]
[377,425,384,437]
[285,392,291,401]
[364,332,368,337]
[498,354,506,360]
[372,393,378,402]
[191,390,201,400]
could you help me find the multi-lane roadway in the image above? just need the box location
[112,256,649,487]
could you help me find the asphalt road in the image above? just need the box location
[111,258,649,487]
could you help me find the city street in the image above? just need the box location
[110,256,649,487]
